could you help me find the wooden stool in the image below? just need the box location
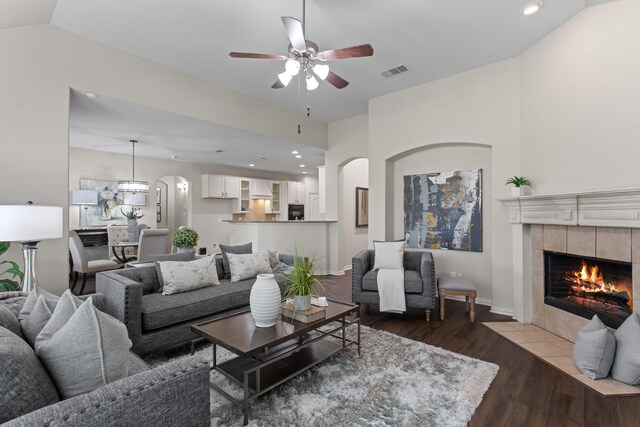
[438,277,477,323]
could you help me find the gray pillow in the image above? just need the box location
[227,251,272,283]
[159,256,220,295]
[36,297,131,399]
[21,295,57,346]
[612,312,640,385]
[151,252,196,293]
[0,305,22,338]
[0,326,60,423]
[34,290,83,351]
[220,242,252,279]
[573,315,616,380]
[18,287,58,322]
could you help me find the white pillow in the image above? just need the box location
[35,290,83,351]
[21,295,56,346]
[159,256,220,296]
[373,241,405,270]
[227,251,272,283]
[36,297,131,399]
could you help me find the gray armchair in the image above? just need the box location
[352,249,436,321]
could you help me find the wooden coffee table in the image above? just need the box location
[191,300,360,425]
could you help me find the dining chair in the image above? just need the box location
[106,224,137,262]
[69,230,121,295]
[136,228,170,262]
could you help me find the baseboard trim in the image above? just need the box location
[329,270,345,276]
[343,265,352,271]
[444,295,491,307]
[490,306,515,318]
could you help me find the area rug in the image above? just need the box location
[145,325,498,426]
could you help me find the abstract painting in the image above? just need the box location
[404,169,482,252]
[80,178,126,226]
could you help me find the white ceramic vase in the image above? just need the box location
[250,273,282,328]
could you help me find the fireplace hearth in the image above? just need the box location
[544,251,632,328]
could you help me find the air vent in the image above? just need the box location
[214,149,224,153]
[380,64,411,78]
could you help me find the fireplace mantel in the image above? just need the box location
[498,188,640,228]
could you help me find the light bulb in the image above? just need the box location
[313,64,329,80]
[306,75,319,91]
[285,59,301,76]
[522,1,543,16]
[278,71,293,86]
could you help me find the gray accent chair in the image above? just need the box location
[0,294,210,427]
[352,249,436,321]
[97,254,294,356]
[136,228,170,262]
[69,230,121,295]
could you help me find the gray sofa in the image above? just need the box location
[0,294,210,426]
[97,254,294,356]
[352,249,436,321]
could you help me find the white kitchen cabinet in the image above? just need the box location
[287,181,305,204]
[202,174,240,198]
[250,179,274,198]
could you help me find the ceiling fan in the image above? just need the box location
[229,0,374,91]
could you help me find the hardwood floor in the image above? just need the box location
[76,270,640,426]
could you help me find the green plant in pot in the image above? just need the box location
[284,251,324,311]
[0,242,24,292]
[172,226,199,253]
[505,176,532,197]
[121,206,144,242]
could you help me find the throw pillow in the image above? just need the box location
[373,240,405,270]
[34,290,83,351]
[227,251,272,283]
[21,295,57,346]
[0,327,60,423]
[159,256,220,296]
[0,305,23,339]
[220,242,252,279]
[572,314,616,380]
[151,252,196,293]
[36,297,131,399]
[611,312,640,385]
[18,287,58,322]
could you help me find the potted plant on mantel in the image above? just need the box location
[284,251,324,311]
[172,226,199,253]
[121,206,144,242]
[505,176,533,197]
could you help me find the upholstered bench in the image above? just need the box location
[438,277,477,323]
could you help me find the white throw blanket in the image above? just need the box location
[377,269,406,313]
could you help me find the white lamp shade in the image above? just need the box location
[124,192,146,206]
[313,64,329,80]
[278,71,293,86]
[71,190,97,205]
[0,205,63,242]
[285,59,300,76]
[306,75,319,91]
[117,180,149,193]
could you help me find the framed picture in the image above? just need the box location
[80,178,126,226]
[156,204,161,223]
[156,187,161,204]
[355,187,368,228]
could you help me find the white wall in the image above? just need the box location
[303,175,319,220]
[340,158,369,270]
[393,145,492,303]
[0,24,326,295]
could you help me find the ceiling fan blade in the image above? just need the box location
[229,52,287,60]
[271,80,285,89]
[326,71,349,89]
[319,44,374,61]
[281,16,307,52]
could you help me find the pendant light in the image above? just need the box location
[117,140,149,194]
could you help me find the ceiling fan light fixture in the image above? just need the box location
[306,75,319,91]
[285,59,301,76]
[278,71,293,86]
[313,63,330,80]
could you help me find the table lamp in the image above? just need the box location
[0,203,63,292]
[71,190,98,228]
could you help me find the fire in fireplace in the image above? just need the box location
[544,251,632,328]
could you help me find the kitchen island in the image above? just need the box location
[223,220,337,275]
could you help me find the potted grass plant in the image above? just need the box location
[172,226,199,253]
[505,176,532,197]
[284,251,324,310]
[0,242,24,292]
[121,206,144,242]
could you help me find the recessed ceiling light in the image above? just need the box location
[214,149,224,153]
[171,155,178,160]
[292,151,299,154]
[259,157,267,160]
[302,171,307,174]
[522,1,543,16]
[249,163,255,167]
[295,155,302,159]
[86,92,98,99]
[299,164,305,168]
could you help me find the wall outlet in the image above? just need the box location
[450,272,456,278]
[456,272,463,278]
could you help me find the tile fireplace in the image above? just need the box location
[544,251,632,328]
